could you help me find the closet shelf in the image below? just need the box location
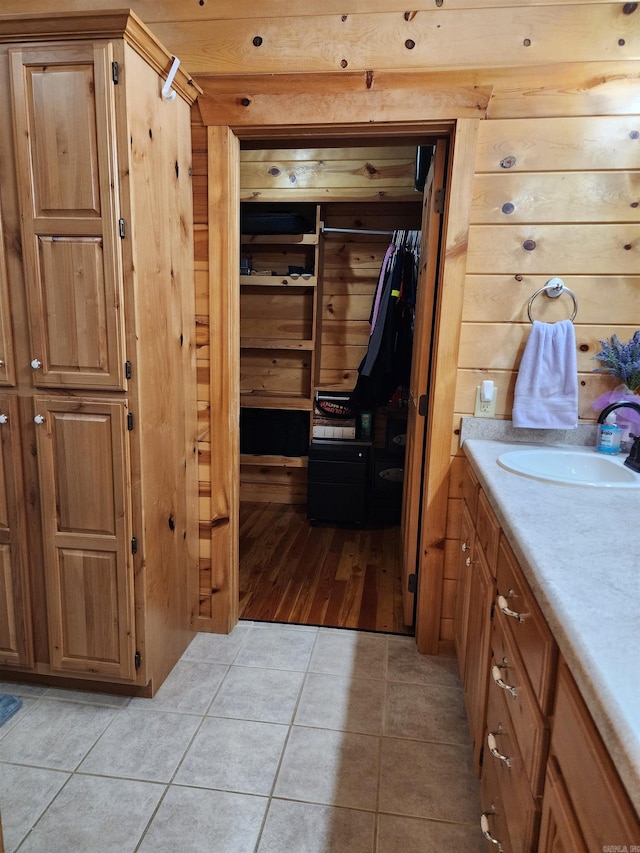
[240,338,314,350]
[241,233,318,246]
[240,394,313,411]
[240,275,317,288]
[240,453,308,468]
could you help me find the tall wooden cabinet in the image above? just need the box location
[0,11,200,694]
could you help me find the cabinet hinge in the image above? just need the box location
[118,218,126,239]
[407,573,417,594]
[134,650,141,669]
[131,536,137,555]
[434,187,445,215]
[125,360,132,380]
[127,412,134,431]
[418,395,428,417]
[112,61,119,85]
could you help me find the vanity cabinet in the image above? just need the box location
[0,11,200,693]
[538,659,640,852]
[456,458,640,851]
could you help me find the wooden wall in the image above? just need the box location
[9,0,639,647]
[440,115,640,646]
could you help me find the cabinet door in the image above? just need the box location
[9,43,125,390]
[537,758,587,853]
[34,397,135,679]
[463,544,494,774]
[454,503,475,680]
[0,396,33,667]
[0,204,16,388]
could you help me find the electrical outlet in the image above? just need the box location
[474,385,498,418]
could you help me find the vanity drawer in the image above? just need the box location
[475,488,500,572]
[490,617,548,797]
[495,537,557,715]
[484,673,540,853]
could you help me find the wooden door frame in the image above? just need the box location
[203,114,479,654]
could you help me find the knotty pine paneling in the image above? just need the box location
[475,116,640,172]
[4,1,629,21]
[239,146,419,202]
[148,6,638,76]
[471,172,640,224]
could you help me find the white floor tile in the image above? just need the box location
[0,699,116,771]
[379,737,480,824]
[258,799,375,853]
[174,716,288,795]
[181,625,252,664]
[234,625,317,671]
[138,785,268,853]
[294,672,385,735]
[309,630,387,680]
[129,660,228,715]
[274,726,380,810]
[78,708,201,782]
[384,681,470,745]
[0,763,69,853]
[16,774,163,853]
[208,665,304,723]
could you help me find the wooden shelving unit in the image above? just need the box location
[239,204,322,501]
[240,203,322,412]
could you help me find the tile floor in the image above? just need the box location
[0,622,484,852]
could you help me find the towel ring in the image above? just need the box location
[527,278,578,324]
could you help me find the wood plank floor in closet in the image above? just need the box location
[239,502,412,635]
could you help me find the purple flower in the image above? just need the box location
[592,331,640,392]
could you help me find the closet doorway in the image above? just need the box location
[237,136,449,636]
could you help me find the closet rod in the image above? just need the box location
[321,226,394,236]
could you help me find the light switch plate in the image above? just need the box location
[474,385,498,418]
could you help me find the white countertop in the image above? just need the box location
[463,438,640,813]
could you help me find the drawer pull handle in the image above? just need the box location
[492,664,517,698]
[480,813,503,850]
[497,594,524,623]
[487,732,511,768]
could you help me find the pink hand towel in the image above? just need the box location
[512,320,578,429]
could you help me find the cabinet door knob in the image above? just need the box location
[497,594,525,624]
[487,731,512,768]
[0,413,8,424]
[31,358,42,370]
[0,359,4,368]
[491,664,517,698]
[480,813,503,849]
[34,414,45,425]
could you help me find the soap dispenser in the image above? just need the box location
[596,412,622,454]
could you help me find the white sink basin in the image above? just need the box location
[497,447,640,488]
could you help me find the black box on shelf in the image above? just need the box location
[240,408,309,457]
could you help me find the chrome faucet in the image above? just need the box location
[597,401,640,473]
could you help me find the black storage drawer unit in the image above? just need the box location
[307,439,371,524]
